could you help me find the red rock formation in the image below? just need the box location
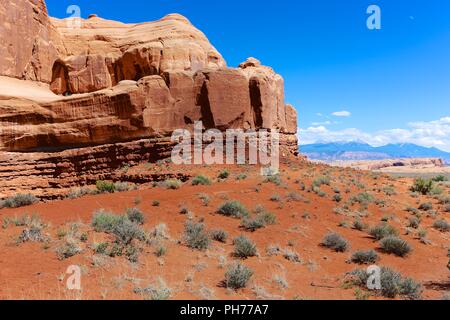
[0,0,299,197]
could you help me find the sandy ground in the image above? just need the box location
[0,158,448,300]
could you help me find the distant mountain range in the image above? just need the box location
[300,142,450,164]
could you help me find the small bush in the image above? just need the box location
[333,194,343,203]
[184,221,211,250]
[126,208,145,225]
[353,219,367,231]
[241,216,265,232]
[418,202,433,211]
[218,170,230,179]
[112,219,146,245]
[433,219,450,232]
[92,210,124,233]
[218,201,249,218]
[135,278,172,300]
[152,200,160,207]
[114,182,136,192]
[233,236,257,258]
[225,263,254,290]
[380,236,412,257]
[163,179,182,190]
[369,224,399,240]
[96,181,116,193]
[432,175,447,182]
[351,250,379,264]
[264,174,282,186]
[18,227,46,244]
[408,217,421,229]
[1,194,38,208]
[192,175,212,186]
[411,178,434,195]
[56,240,81,260]
[444,204,450,213]
[349,192,375,205]
[321,232,349,252]
[312,176,331,187]
[350,266,422,299]
[210,229,228,243]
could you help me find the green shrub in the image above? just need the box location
[233,236,257,258]
[114,182,136,192]
[218,170,230,179]
[333,194,343,203]
[192,175,212,186]
[350,266,422,299]
[321,233,349,252]
[163,179,182,190]
[241,216,266,232]
[126,208,145,225]
[112,219,146,245]
[380,236,412,257]
[56,240,81,260]
[91,210,125,233]
[351,250,379,264]
[433,219,450,232]
[411,178,434,195]
[432,175,447,182]
[96,181,116,193]
[349,192,375,205]
[218,201,249,218]
[264,175,281,186]
[210,229,228,243]
[184,221,211,250]
[312,176,331,187]
[369,224,399,240]
[152,200,160,207]
[1,193,38,208]
[353,219,367,231]
[225,263,254,290]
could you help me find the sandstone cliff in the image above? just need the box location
[0,0,298,198]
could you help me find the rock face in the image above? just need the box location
[0,0,298,197]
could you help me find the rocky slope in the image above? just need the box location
[329,158,448,172]
[0,0,298,198]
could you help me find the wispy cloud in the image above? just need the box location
[298,117,450,152]
[331,110,351,117]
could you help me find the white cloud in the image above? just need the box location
[332,110,351,117]
[298,117,450,152]
[311,121,332,126]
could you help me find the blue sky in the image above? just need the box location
[46,0,450,151]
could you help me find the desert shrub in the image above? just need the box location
[233,236,257,258]
[411,178,434,195]
[369,224,399,240]
[380,236,412,257]
[154,245,167,257]
[351,250,379,264]
[112,219,146,245]
[91,210,124,233]
[236,173,247,181]
[152,200,160,207]
[349,192,375,205]
[333,194,343,203]
[225,263,254,290]
[444,204,450,213]
[94,242,109,255]
[241,216,265,232]
[264,174,282,186]
[270,194,282,202]
[433,219,450,232]
[350,267,422,299]
[126,208,145,225]
[135,278,172,300]
[96,180,116,193]
[312,176,331,187]
[198,193,210,206]
[283,249,301,263]
[353,219,367,231]
[321,233,349,252]
[67,187,94,199]
[256,210,277,225]
[192,175,212,186]
[407,216,421,229]
[163,179,182,190]
[382,186,397,196]
[418,202,433,211]
[432,175,447,182]
[17,227,46,244]
[56,240,81,260]
[1,193,38,208]
[218,201,249,218]
[114,182,136,192]
[312,186,326,197]
[210,229,228,243]
[218,170,230,179]
[184,221,210,250]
